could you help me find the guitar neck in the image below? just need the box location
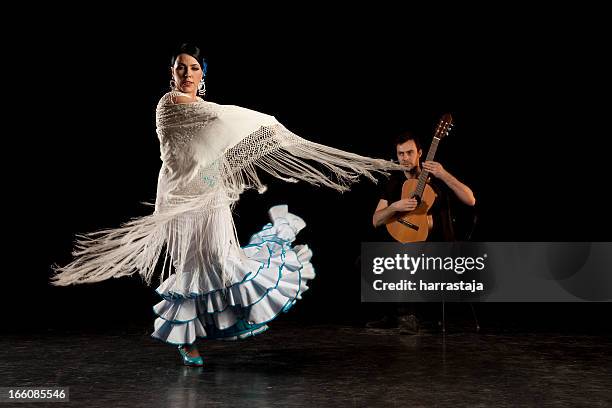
[415,136,441,196]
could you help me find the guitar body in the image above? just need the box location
[385,179,438,243]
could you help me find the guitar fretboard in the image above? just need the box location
[415,136,440,197]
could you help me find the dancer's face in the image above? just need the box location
[396,140,422,170]
[171,53,203,97]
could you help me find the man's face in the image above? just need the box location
[396,140,422,170]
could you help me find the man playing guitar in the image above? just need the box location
[368,130,476,333]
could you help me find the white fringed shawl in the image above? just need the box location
[51,91,402,287]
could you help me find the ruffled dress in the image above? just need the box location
[151,204,315,344]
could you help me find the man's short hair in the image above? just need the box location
[394,131,422,151]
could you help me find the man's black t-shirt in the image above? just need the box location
[378,171,455,242]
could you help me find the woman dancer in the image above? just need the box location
[52,43,401,366]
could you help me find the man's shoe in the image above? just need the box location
[398,314,419,335]
[365,315,397,329]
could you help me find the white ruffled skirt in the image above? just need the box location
[150,204,315,345]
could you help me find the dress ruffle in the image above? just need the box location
[151,205,315,344]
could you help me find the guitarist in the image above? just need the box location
[367,131,476,333]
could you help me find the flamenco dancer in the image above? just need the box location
[52,43,402,367]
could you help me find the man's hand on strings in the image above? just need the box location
[391,198,418,212]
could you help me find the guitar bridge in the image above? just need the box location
[398,218,419,231]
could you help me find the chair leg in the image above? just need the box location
[469,302,480,332]
[440,302,480,334]
[441,300,446,334]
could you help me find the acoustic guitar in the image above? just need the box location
[385,113,453,242]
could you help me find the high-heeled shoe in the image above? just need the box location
[177,345,204,367]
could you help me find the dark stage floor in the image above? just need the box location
[2,321,611,407]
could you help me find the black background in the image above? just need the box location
[5,17,611,335]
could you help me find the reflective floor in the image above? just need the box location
[2,321,611,407]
